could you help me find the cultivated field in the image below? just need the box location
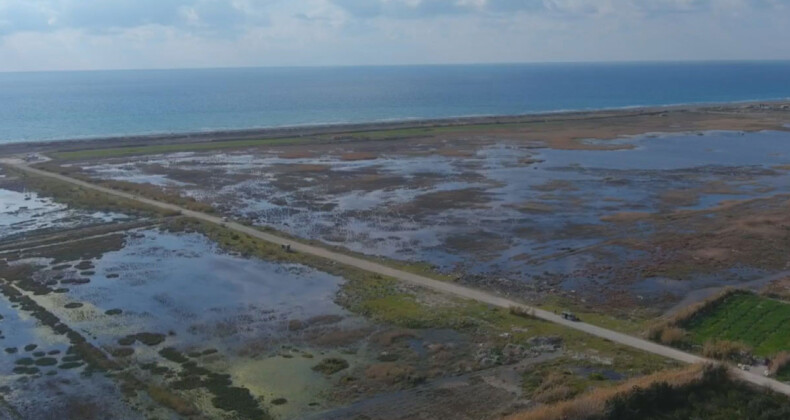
[684,292,790,357]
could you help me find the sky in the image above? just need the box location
[0,0,789,71]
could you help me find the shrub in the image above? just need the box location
[534,384,576,404]
[312,357,349,375]
[702,340,752,363]
[769,351,790,376]
[510,305,537,319]
[658,326,687,346]
[505,364,709,420]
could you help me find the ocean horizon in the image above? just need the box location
[2,61,790,145]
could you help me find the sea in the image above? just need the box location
[2,61,790,145]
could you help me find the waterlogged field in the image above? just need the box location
[60,129,790,311]
[0,172,683,420]
[0,293,140,419]
[11,114,790,418]
[4,107,790,419]
[684,293,790,357]
[0,216,672,419]
[0,168,127,240]
[3,228,374,418]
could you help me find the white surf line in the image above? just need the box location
[5,159,790,396]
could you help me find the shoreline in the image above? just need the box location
[1,99,789,156]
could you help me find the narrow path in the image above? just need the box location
[6,160,790,396]
[0,230,134,256]
[0,220,160,253]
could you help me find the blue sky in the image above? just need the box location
[0,0,788,71]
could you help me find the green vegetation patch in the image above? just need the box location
[34,357,58,366]
[51,136,306,160]
[540,295,650,335]
[683,292,790,356]
[118,332,167,347]
[47,123,482,161]
[47,118,563,161]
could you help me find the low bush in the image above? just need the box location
[510,305,537,319]
[508,363,790,420]
[702,340,753,363]
[506,364,708,420]
[658,326,687,346]
[769,351,790,377]
[312,357,349,375]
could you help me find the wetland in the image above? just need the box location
[61,126,790,312]
[3,103,790,418]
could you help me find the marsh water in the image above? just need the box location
[78,130,790,300]
[0,183,126,240]
[0,293,141,419]
[1,228,382,418]
[7,128,790,416]
[39,229,353,349]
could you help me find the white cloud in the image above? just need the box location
[0,0,788,71]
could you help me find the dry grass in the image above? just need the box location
[689,247,731,261]
[658,326,687,346]
[702,340,752,362]
[533,377,576,404]
[146,385,198,417]
[761,276,790,301]
[340,152,378,161]
[506,364,709,420]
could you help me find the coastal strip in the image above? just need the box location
[1,100,789,156]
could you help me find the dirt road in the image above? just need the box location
[6,160,790,396]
